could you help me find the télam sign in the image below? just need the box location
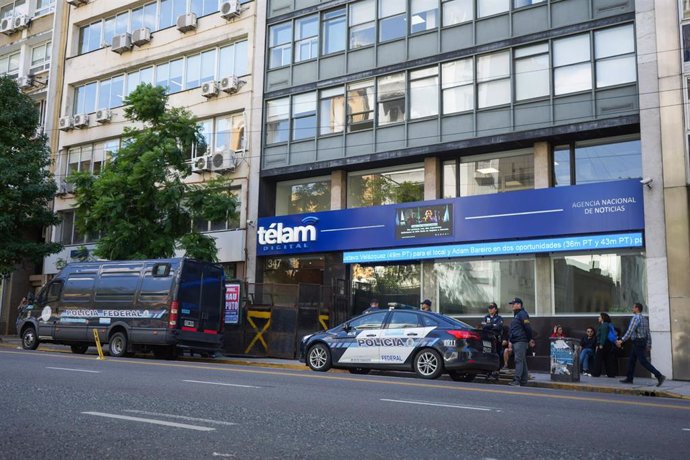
[256,179,645,257]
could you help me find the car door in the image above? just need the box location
[381,311,437,366]
[37,280,63,339]
[333,311,388,365]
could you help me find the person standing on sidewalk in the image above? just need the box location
[481,302,503,378]
[591,312,617,378]
[507,297,535,386]
[616,302,665,387]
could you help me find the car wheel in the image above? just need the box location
[348,368,370,375]
[108,332,128,358]
[70,345,89,354]
[307,343,331,372]
[21,327,39,350]
[414,349,443,379]
[449,371,476,382]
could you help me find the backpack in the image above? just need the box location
[607,323,617,343]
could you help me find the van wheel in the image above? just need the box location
[21,327,39,350]
[70,345,89,354]
[108,332,128,358]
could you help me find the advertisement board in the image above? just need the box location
[224,283,240,325]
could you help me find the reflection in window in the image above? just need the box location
[442,0,473,27]
[347,80,375,132]
[269,22,292,68]
[322,8,346,54]
[410,67,439,119]
[515,43,549,101]
[377,73,406,126]
[350,0,376,49]
[477,0,509,18]
[443,160,457,198]
[295,15,319,62]
[553,137,641,186]
[276,177,331,216]
[352,263,421,315]
[514,0,545,8]
[435,258,535,316]
[553,253,646,314]
[266,98,290,144]
[379,0,406,42]
[348,165,424,208]
[410,0,438,34]
[292,92,317,141]
[442,58,473,114]
[319,87,346,135]
[459,150,533,196]
[477,51,510,108]
[553,33,592,95]
[594,24,636,88]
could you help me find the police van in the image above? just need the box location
[16,258,226,358]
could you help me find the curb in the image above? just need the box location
[525,379,687,400]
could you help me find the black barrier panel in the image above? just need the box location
[269,308,298,359]
[296,307,321,358]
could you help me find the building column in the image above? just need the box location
[424,156,442,200]
[533,141,552,316]
[331,170,347,210]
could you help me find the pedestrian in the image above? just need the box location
[617,302,665,386]
[507,297,535,386]
[549,324,566,338]
[420,299,431,311]
[579,327,596,376]
[591,312,618,378]
[363,298,380,314]
[481,302,503,378]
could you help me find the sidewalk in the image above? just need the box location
[2,336,688,400]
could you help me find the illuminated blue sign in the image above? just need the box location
[343,232,644,264]
[258,180,645,256]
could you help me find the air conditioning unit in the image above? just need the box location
[176,13,197,33]
[0,17,15,34]
[201,81,219,98]
[209,150,236,172]
[131,28,151,46]
[192,155,210,173]
[58,115,74,131]
[111,33,132,53]
[95,108,111,123]
[17,75,34,89]
[13,14,29,30]
[220,0,241,19]
[219,75,239,94]
[73,113,89,128]
[65,0,89,6]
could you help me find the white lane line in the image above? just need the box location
[183,379,261,389]
[124,410,236,426]
[46,367,100,374]
[321,224,386,233]
[82,412,215,431]
[683,428,690,432]
[464,209,563,220]
[381,398,497,412]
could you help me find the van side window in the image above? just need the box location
[152,263,171,277]
[46,281,63,303]
[63,275,96,303]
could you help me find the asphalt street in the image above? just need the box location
[1,348,688,460]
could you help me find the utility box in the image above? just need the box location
[550,337,581,382]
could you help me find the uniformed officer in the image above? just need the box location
[508,297,535,386]
[481,302,503,379]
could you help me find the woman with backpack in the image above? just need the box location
[591,312,618,377]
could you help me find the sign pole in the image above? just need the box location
[93,329,105,360]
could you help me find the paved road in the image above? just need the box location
[0,348,688,459]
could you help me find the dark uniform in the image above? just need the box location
[482,310,504,378]
[508,298,533,386]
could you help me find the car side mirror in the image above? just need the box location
[343,322,351,332]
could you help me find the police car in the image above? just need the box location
[299,309,499,381]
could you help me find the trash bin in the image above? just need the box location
[550,337,581,382]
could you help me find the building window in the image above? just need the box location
[276,176,332,216]
[442,160,457,198]
[553,136,641,186]
[594,24,636,88]
[553,33,592,95]
[295,14,319,62]
[515,43,549,101]
[97,75,125,110]
[319,86,346,135]
[220,40,249,77]
[292,92,317,141]
[477,50,510,108]
[685,0,690,20]
[379,0,406,42]
[458,149,534,197]
[684,25,690,62]
[377,72,406,126]
[57,210,86,245]
[435,258,536,316]
[190,0,220,17]
[126,67,154,97]
[35,0,55,17]
[322,8,346,55]
[553,253,646,314]
[30,42,51,74]
[0,52,20,77]
[514,0,545,8]
[193,188,241,232]
[347,79,375,132]
[349,0,376,49]
[442,0,473,27]
[66,143,109,177]
[269,22,293,68]
[73,82,97,114]
[442,57,473,114]
[347,164,425,208]
[410,0,439,34]
[477,0,509,18]
[266,98,290,144]
[197,113,246,157]
[410,66,439,119]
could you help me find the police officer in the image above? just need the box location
[482,302,503,379]
[508,297,535,386]
[363,298,380,314]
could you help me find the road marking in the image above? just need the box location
[683,428,690,431]
[5,349,690,412]
[82,412,216,431]
[183,379,260,389]
[124,410,236,426]
[381,398,496,412]
[46,367,100,373]
[212,453,235,458]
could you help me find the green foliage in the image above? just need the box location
[0,76,61,276]
[357,175,423,207]
[70,83,238,262]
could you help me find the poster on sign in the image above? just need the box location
[224,284,240,325]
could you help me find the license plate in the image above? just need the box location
[184,320,195,328]
[482,340,493,352]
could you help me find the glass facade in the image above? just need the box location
[347,165,424,208]
[276,177,331,216]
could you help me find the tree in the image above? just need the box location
[70,84,238,262]
[0,76,61,277]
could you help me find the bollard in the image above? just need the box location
[93,328,105,360]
